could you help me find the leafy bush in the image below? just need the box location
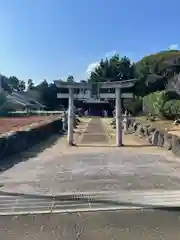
[127,98,142,115]
[143,91,168,116]
[162,100,180,119]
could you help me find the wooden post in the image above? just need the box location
[67,88,74,145]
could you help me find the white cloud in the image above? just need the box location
[86,50,117,75]
[169,44,179,50]
[105,50,117,58]
[86,61,100,75]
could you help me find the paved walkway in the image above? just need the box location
[0,117,180,210]
[80,118,108,145]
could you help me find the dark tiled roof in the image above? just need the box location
[7,91,45,108]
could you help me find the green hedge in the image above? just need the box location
[162,100,180,119]
[143,91,168,116]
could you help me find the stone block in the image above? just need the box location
[133,121,141,132]
[172,135,180,157]
[163,133,172,150]
[152,130,160,146]
[135,124,146,137]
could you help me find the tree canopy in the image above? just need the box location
[66,75,74,83]
[89,54,135,83]
[1,49,180,111]
[135,50,180,96]
[88,54,135,95]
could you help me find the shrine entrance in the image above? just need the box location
[82,100,111,117]
[55,80,136,146]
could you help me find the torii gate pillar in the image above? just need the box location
[115,88,122,146]
[100,79,136,147]
[55,81,89,146]
[68,88,74,145]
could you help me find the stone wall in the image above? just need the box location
[128,119,180,157]
[0,117,63,160]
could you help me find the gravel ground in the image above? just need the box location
[0,118,180,239]
[0,118,180,196]
[1,210,180,239]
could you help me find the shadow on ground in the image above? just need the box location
[0,133,64,173]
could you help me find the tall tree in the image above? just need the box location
[27,79,34,90]
[8,76,20,91]
[88,54,135,95]
[66,75,74,83]
[89,54,135,83]
[36,80,49,107]
[18,80,26,91]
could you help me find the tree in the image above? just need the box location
[88,54,135,96]
[135,50,180,96]
[89,54,134,82]
[34,80,62,110]
[66,75,74,83]
[27,79,34,90]
[8,76,20,91]
[18,80,26,91]
[37,79,49,88]
[36,80,49,108]
[80,80,87,83]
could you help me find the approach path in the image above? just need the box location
[80,117,108,145]
[0,117,180,212]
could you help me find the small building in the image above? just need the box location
[2,90,45,112]
[80,98,112,116]
[57,87,114,116]
[56,81,134,116]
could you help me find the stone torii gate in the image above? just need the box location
[54,81,89,145]
[55,79,136,146]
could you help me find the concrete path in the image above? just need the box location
[80,117,108,145]
[0,117,180,210]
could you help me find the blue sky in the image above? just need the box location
[0,0,179,84]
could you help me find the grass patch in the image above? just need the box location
[135,116,174,131]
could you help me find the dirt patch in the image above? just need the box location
[0,117,63,160]
[0,116,54,134]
